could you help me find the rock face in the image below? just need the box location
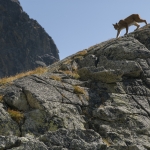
[0,24,150,149]
[0,0,59,78]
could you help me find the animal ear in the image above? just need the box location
[112,24,115,26]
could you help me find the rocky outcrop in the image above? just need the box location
[0,0,59,78]
[0,24,150,149]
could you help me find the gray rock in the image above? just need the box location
[39,128,107,150]
[0,103,20,136]
[0,135,21,150]
[0,0,59,78]
[1,23,150,149]
[77,66,123,83]
[8,137,48,150]
[3,86,29,111]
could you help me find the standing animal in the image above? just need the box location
[113,14,147,38]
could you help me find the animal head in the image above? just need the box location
[113,23,119,30]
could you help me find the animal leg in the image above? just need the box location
[139,19,147,25]
[116,30,120,38]
[124,23,128,35]
[133,14,147,25]
[133,22,140,31]
[135,18,147,25]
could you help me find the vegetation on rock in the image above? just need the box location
[0,67,48,84]
[0,95,3,103]
[62,70,80,79]
[7,108,24,124]
[73,85,86,95]
[49,75,62,81]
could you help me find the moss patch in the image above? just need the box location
[49,121,58,131]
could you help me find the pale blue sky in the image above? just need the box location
[19,1,150,60]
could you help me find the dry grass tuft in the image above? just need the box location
[62,59,72,65]
[8,108,24,124]
[0,67,48,85]
[72,72,80,79]
[73,85,89,100]
[102,138,111,147]
[73,55,83,60]
[73,86,86,95]
[76,50,87,56]
[29,67,48,75]
[50,75,61,81]
[62,70,80,79]
[0,95,3,103]
[73,85,89,101]
[87,44,99,51]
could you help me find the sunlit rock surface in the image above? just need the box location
[0,15,150,150]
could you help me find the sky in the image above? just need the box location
[19,0,150,60]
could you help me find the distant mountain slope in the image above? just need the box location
[0,0,59,78]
